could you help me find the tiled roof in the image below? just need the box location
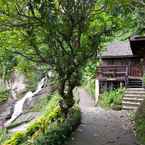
[101,41,133,58]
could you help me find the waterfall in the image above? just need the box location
[5,77,46,127]
[33,77,46,95]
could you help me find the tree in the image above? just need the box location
[0,0,126,110]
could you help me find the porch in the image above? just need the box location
[96,65,144,91]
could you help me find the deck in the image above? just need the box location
[96,65,143,83]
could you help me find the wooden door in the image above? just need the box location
[129,65,143,77]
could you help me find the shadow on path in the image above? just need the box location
[67,88,138,145]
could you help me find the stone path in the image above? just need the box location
[67,88,139,145]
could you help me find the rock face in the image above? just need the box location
[6,71,27,99]
[0,71,27,123]
[0,99,15,128]
[7,112,41,129]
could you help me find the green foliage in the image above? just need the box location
[32,108,81,145]
[82,60,101,81]
[3,94,61,145]
[0,0,135,109]
[98,88,125,110]
[83,79,95,98]
[0,128,7,144]
[3,94,80,145]
[29,95,51,113]
[82,60,100,100]
[0,86,9,104]
[135,117,145,145]
[4,132,26,145]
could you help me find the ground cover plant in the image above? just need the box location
[98,88,125,110]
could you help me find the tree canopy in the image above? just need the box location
[0,0,143,110]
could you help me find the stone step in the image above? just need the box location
[122,88,145,111]
[125,91,145,94]
[127,86,143,88]
[122,101,141,106]
[126,88,145,91]
[122,105,138,110]
[123,97,144,102]
[128,81,142,83]
[124,94,145,98]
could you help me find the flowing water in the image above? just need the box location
[4,77,47,127]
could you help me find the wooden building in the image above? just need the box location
[95,40,145,100]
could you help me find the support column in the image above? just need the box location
[95,79,99,104]
[143,56,145,87]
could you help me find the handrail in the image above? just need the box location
[97,65,143,78]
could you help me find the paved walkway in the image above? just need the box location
[67,88,138,145]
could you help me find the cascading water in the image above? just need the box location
[33,77,46,95]
[5,77,47,127]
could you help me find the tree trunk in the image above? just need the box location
[58,79,75,111]
[64,85,75,109]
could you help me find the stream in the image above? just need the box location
[4,77,47,127]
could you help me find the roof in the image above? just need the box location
[100,41,134,58]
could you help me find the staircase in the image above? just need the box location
[122,88,145,111]
[127,78,143,88]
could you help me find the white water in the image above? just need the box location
[5,77,46,127]
[33,77,46,95]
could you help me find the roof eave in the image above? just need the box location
[100,55,140,59]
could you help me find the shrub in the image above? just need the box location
[4,132,26,145]
[98,88,125,110]
[32,107,81,145]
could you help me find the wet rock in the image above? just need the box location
[0,99,15,121]
[7,112,41,129]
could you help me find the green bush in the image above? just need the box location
[98,88,125,110]
[32,108,81,145]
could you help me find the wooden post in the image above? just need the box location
[95,79,99,104]
[143,56,145,87]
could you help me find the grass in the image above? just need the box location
[98,88,125,110]
[0,128,8,144]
